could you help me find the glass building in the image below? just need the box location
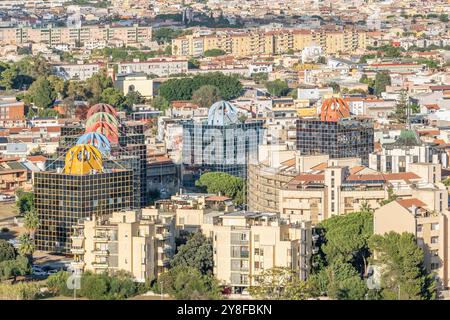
[35,152,134,253]
[182,101,264,186]
[296,117,374,166]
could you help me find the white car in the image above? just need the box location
[47,269,59,275]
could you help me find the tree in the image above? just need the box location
[86,71,114,103]
[318,211,373,276]
[0,66,18,90]
[124,91,145,110]
[28,77,56,109]
[16,189,34,214]
[47,75,66,98]
[195,172,245,205]
[308,262,367,300]
[328,82,341,94]
[439,14,449,23]
[265,79,290,97]
[23,209,40,238]
[80,272,109,300]
[100,87,125,110]
[159,72,242,102]
[392,90,409,124]
[0,256,30,281]
[152,96,170,111]
[17,233,35,264]
[170,232,213,275]
[249,267,311,300]
[379,187,398,206]
[369,232,436,300]
[155,266,221,300]
[0,239,16,262]
[374,72,391,96]
[204,49,226,57]
[191,85,222,109]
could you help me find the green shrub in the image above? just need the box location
[0,282,43,300]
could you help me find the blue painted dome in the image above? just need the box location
[207,100,239,125]
[76,132,111,155]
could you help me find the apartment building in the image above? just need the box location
[0,25,152,47]
[52,63,101,81]
[369,130,448,173]
[0,98,25,128]
[212,212,312,294]
[71,209,176,280]
[118,59,188,77]
[172,28,367,57]
[374,197,449,290]
[248,144,446,225]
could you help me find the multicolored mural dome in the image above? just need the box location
[76,132,111,155]
[64,144,103,175]
[85,121,119,144]
[86,103,118,119]
[86,112,119,128]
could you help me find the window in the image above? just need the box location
[417,224,423,232]
[431,236,439,244]
[431,263,439,270]
[254,234,260,242]
[431,223,439,231]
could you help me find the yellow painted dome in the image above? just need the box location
[64,145,103,175]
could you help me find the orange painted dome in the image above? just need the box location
[320,97,350,122]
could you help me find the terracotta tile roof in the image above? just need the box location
[349,166,365,175]
[397,198,426,209]
[289,174,325,184]
[27,155,47,162]
[281,158,296,167]
[384,172,421,181]
[310,162,328,170]
[346,174,385,181]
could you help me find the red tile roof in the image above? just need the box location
[397,198,426,209]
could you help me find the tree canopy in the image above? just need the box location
[0,240,16,263]
[369,232,436,300]
[265,79,290,97]
[204,49,226,57]
[170,232,213,275]
[155,266,221,300]
[195,172,245,205]
[191,85,222,109]
[158,72,242,102]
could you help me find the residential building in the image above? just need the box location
[374,197,449,290]
[212,212,312,294]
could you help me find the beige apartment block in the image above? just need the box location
[212,212,312,294]
[0,25,152,47]
[171,28,367,57]
[374,198,450,290]
[70,209,175,281]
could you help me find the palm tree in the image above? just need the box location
[23,209,40,239]
[18,233,35,265]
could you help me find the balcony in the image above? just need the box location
[93,235,109,242]
[92,249,109,256]
[91,262,108,269]
[71,247,85,254]
[71,261,85,269]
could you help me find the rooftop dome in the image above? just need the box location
[320,97,350,122]
[86,103,117,119]
[86,112,119,128]
[86,122,119,144]
[76,132,111,155]
[207,100,239,125]
[64,144,102,175]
